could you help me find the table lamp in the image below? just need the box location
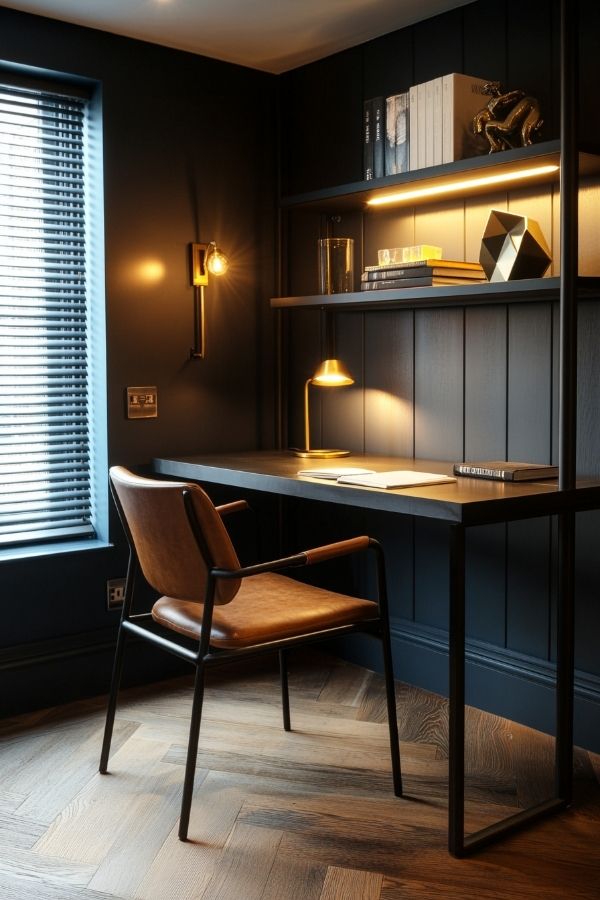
[291,358,354,458]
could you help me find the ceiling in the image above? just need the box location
[2,0,471,74]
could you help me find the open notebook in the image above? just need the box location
[298,468,456,489]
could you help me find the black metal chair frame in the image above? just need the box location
[100,482,402,841]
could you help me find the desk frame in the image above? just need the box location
[153,451,599,857]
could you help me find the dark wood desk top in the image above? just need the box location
[153,451,600,526]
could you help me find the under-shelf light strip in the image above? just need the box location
[367,164,559,207]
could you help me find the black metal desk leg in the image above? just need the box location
[448,523,466,857]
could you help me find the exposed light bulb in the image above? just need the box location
[206,242,229,276]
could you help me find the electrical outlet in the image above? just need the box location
[107,578,126,609]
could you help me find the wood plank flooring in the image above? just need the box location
[1,650,599,899]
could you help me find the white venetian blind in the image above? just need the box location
[0,81,95,546]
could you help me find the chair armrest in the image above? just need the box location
[215,499,250,517]
[213,535,372,579]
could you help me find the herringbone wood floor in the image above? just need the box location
[1,651,599,899]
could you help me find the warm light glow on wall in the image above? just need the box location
[367,165,560,208]
[136,259,167,283]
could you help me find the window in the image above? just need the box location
[0,76,106,549]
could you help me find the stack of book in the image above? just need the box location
[360,258,486,291]
[363,73,490,180]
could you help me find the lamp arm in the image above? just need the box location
[303,377,312,452]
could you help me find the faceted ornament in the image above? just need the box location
[479,209,552,282]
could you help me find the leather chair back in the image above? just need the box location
[110,466,241,605]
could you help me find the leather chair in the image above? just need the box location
[100,466,402,840]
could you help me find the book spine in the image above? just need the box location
[453,465,512,480]
[432,77,443,166]
[362,266,434,281]
[385,94,397,176]
[372,96,384,178]
[417,81,427,169]
[362,266,483,281]
[361,276,432,290]
[395,92,409,174]
[409,85,418,171]
[425,79,434,168]
[363,99,374,180]
[442,73,453,164]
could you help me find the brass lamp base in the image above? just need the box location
[290,448,350,458]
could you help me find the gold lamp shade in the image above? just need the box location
[291,359,354,459]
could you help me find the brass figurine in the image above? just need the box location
[473,81,543,153]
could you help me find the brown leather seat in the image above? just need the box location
[100,466,402,841]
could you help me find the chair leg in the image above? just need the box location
[279,649,291,731]
[380,624,403,796]
[178,664,206,841]
[99,624,128,774]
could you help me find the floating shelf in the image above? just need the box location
[280,141,600,213]
[271,277,600,312]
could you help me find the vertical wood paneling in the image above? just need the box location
[506,518,551,659]
[507,303,552,461]
[364,311,414,457]
[413,200,465,261]
[579,181,600,276]
[414,308,464,460]
[362,26,413,99]
[412,9,463,83]
[363,209,414,270]
[464,306,507,460]
[321,313,364,454]
[466,524,507,644]
[577,302,600,479]
[506,0,555,139]
[463,0,508,84]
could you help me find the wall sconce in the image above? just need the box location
[291,358,354,458]
[189,241,229,358]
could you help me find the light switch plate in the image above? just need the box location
[126,386,158,419]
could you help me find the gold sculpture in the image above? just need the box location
[473,81,543,153]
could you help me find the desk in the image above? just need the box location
[153,451,600,856]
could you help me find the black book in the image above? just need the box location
[372,96,384,179]
[361,265,485,282]
[453,461,559,481]
[361,275,484,290]
[363,100,374,181]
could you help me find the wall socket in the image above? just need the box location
[107,578,126,609]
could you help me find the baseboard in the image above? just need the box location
[0,628,190,717]
[389,619,600,753]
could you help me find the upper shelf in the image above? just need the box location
[280,141,600,213]
[270,277,600,312]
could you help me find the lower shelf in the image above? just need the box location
[271,276,600,312]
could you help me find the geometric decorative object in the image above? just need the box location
[479,209,552,282]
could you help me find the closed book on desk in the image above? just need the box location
[453,461,559,481]
[362,264,485,282]
[337,470,456,489]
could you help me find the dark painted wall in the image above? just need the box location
[0,7,277,708]
[278,0,600,750]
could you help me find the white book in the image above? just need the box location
[417,81,427,170]
[432,77,443,166]
[442,73,489,163]
[425,79,434,168]
[336,470,457,490]
[409,85,419,171]
[297,467,375,480]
